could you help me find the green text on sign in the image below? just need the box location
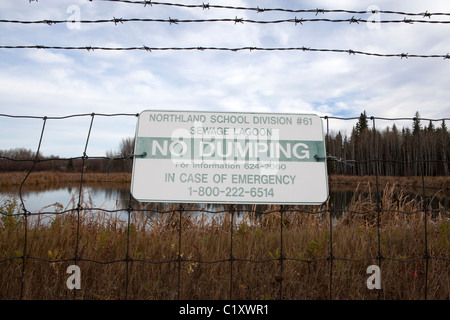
[135,137,325,162]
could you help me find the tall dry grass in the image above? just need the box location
[0,183,449,300]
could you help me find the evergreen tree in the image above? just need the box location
[355,110,369,136]
[442,119,448,133]
[427,120,435,132]
[392,123,398,135]
[413,111,421,135]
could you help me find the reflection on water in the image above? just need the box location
[1,182,448,223]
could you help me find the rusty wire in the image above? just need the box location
[0,113,448,300]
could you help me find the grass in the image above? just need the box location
[1,171,449,188]
[0,181,449,300]
[0,171,130,186]
[330,174,449,192]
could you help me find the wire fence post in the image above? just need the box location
[125,193,134,300]
[371,116,383,300]
[73,113,95,299]
[279,206,284,300]
[19,116,47,299]
[177,204,184,300]
[324,115,335,300]
[229,204,235,300]
[415,119,429,300]
[125,113,139,300]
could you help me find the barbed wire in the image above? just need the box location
[84,0,450,18]
[0,45,449,59]
[2,16,450,25]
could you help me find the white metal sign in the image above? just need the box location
[131,110,328,204]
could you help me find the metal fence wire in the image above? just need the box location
[0,113,449,300]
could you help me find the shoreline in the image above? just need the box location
[0,171,448,188]
[0,172,448,196]
[0,171,131,186]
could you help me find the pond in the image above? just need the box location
[1,181,448,219]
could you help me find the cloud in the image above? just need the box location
[0,0,449,157]
[26,50,74,64]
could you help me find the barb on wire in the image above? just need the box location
[349,16,361,24]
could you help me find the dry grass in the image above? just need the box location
[330,174,449,191]
[0,171,130,187]
[0,182,449,300]
[1,171,449,191]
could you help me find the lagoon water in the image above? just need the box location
[1,182,448,220]
[1,184,131,213]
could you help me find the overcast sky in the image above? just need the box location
[1,0,449,157]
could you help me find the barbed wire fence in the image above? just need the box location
[0,113,448,300]
[1,1,449,300]
[2,1,450,59]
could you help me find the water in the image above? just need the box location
[0,185,129,213]
[1,182,448,221]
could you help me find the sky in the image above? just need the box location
[0,0,449,157]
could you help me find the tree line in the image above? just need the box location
[1,113,448,177]
[326,112,449,176]
[0,137,135,173]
